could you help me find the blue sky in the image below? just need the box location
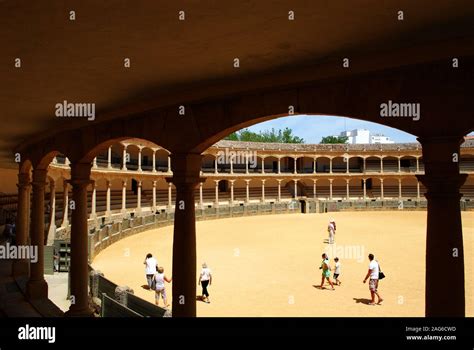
[245,115,417,143]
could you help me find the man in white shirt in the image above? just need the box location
[363,253,383,305]
[328,219,336,244]
[144,253,158,290]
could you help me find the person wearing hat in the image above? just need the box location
[328,218,336,244]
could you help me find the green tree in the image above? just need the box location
[224,127,304,143]
[320,135,348,144]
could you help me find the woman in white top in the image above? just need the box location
[154,266,172,307]
[198,262,212,303]
[144,253,157,290]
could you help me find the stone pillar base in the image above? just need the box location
[26,279,48,300]
[12,260,29,277]
[65,306,94,317]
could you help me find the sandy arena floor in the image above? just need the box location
[92,211,474,317]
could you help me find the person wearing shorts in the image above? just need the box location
[363,253,383,305]
[319,253,335,290]
[154,267,172,307]
[333,257,341,286]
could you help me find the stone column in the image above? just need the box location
[13,172,31,277]
[105,180,111,216]
[65,162,93,316]
[416,157,420,172]
[416,136,467,317]
[138,147,143,172]
[277,179,282,202]
[363,178,367,200]
[121,180,127,214]
[293,158,297,174]
[199,183,203,208]
[277,157,281,174]
[107,146,112,169]
[346,157,350,174]
[313,157,317,174]
[152,180,157,212]
[245,154,249,174]
[313,179,317,199]
[136,180,142,213]
[61,180,69,227]
[47,179,56,245]
[329,158,333,174]
[380,157,384,173]
[245,180,250,203]
[261,179,265,203]
[329,179,333,200]
[230,180,235,205]
[293,179,298,198]
[363,157,366,173]
[380,178,384,200]
[90,182,96,219]
[167,153,203,317]
[152,149,157,173]
[167,155,171,173]
[122,145,128,170]
[92,157,97,169]
[214,180,219,206]
[230,154,234,174]
[346,179,350,200]
[398,178,402,199]
[416,180,420,200]
[26,168,48,300]
[168,182,172,209]
[398,157,401,173]
[215,157,218,174]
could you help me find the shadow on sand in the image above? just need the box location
[353,298,373,305]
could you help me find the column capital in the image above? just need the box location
[17,173,31,189]
[416,173,467,199]
[168,153,202,186]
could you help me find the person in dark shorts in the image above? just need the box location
[333,257,341,286]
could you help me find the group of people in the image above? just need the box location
[322,218,384,305]
[319,252,383,305]
[143,253,213,307]
[143,253,172,307]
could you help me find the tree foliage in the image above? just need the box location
[225,127,304,143]
[320,135,349,144]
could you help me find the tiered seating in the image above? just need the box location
[460,159,474,172]
[461,185,474,198]
[365,160,381,172]
[382,159,398,172]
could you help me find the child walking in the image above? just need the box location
[333,257,341,286]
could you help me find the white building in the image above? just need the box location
[340,129,394,144]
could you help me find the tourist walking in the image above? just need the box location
[328,219,336,244]
[333,257,341,286]
[198,262,212,303]
[363,253,383,305]
[144,253,157,290]
[319,253,335,290]
[154,266,172,307]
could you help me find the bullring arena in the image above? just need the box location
[2,138,472,317]
[93,211,474,317]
